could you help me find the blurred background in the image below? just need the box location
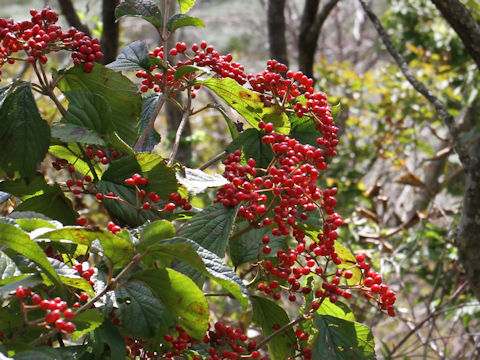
[1,1,479,358]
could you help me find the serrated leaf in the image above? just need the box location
[0,82,50,179]
[228,128,274,168]
[230,225,287,267]
[132,268,208,339]
[115,0,163,27]
[198,77,290,134]
[177,0,196,13]
[35,227,134,269]
[135,94,162,152]
[168,14,204,32]
[312,315,376,359]
[51,123,105,146]
[107,41,150,71]
[72,310,104,341]
[178,203,237,257]
[59,63,142,146]
[251,296,296,360]
[176,168,229,196]
[0,223,61,286]
[148,237,249,308]
[0,250,22,280]
[137,220,175,252]
[115,281,165,337]
[174,65,204,81]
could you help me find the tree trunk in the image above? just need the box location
[57,0,91,37]
[100,0,120,65]
[298,0,339,79]
[430,0,480,70]
[267,0,289,67]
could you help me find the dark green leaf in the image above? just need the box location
[149,237,249,307]
[135,94,162,152]
[168,14,204,32]
[132,268,209,339]
[14,346,88,360]
[251,296,296,360]
[51,123,105,146]
[72,310,104,341]
[115,0,163,27]
[115,281,165,337]
[107,41,150,71]
[62,91,113,135]
[176,168,229,196]
[230,225,287,267]
[207,103,239,139]
[137,153,179,199]
[137,220,175,252]
[312,315,376,360]
[174,65,204,81]
[36,227,134,269]
[177,0,196,13]
[0,82,50,179]
[59,63,142,146]
[198,78,290,134]
[41,258,94,296]
[178,203,237,257]
[0,174,50,200]
[228,128,274,168]
[88,320,125,360]
[0,223,61,286]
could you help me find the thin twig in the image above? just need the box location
[199,151,228,171]
[168,88,193,165]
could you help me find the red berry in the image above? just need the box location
[64,308,74,319]
[31,293,42,305]
[63,321,76,333]
[76,217,87,226]
[16,286,26,300]
[79,293,89,302]
[96,193,104,200]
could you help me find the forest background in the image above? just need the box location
[0,0,479,358]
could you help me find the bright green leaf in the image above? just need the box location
[168,14,204,32]
[334,242,362,285]
[177,0,196,13]
[72,310,104,341]
[137,220,176,252]
[174,65,204,81]
[317,298,356,322]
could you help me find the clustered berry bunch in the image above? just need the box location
[15,286,77,334]
[0,7,102,77]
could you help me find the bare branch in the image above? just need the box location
[56,0,91,37]
[267,0,289,67]
[100,0,120,64]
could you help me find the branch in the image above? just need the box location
[168,89,193,165]
[100,0,120,64]
[267,0,289,67]
[430,0,480,70]
[56,0,91,37]
[358,0,470,168]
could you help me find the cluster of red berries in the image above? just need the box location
[15,286,76,334]
[73,263,95,286]
[162,323,263,360]
[85,145,119,165]
[125,337,155,358]
[0,8,102,77]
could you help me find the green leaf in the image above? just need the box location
[107,41,150,71]
[49,144,102,177]
[0,250,22,280]
[88,320,125,360]
[135,94,162,152]
[35,227,134,269]
[0,82,50,179]
[41,258,94,296]
[51,123,105,146]
[168,14,204,32]
[251,296,296,360]
[178,203,237,257]
[132,268,209,339]
[317,298,356,322]
[0,223,61,286]
[312,315,376,360]
[115,0,163,27]
[58,63,142,146]
[137,153,179,199]
[114,281,165,337]
[14,346,88,360]
[14,218,58,233]
[149,237,249,308]
[230,225,287,267]
[334,242,362,285]
[207,103,239,139]
[228,128,274,168]
[72,310,104,341]
[176,168,229,196]
[62,91,113,135]
[137,220,175,252]
[174,65,204,81]
[177,0,196,13]
[198,78,290,134]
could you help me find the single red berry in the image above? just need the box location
[63,321,76,333]
[55,318,65,330]
[66,179,75,187]
[64,308,74,319]
[76,217,87,226]
[31,293,42,305]
[100,157,109,164]
[16,286,26,300]
[79,293,89,302]
[96,193,104,200]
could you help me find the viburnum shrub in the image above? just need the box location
[0,1,395,359]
